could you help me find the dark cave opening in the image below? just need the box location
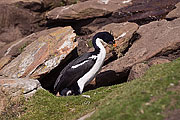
[38,48,78,94]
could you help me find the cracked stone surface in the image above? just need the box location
[46,0,132,20]
[102,18,180,73]
[0,77,41,97]
[0,76,41,114]
[0,26,78,79]
[93,18,180,87]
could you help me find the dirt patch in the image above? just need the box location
[164,109,180,120]
[163,81,180,120]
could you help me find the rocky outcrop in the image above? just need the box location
[128,57,171,81]
[93,18,180,86]
[128,63,149,81]
[46,0,133,34]
[46,0,131,21]
[67,0,179,34]
[148,57,171,66]
[104,18,180,72]
[111,0,179,24]
[166,2,180,20]
[0,26,77,79]
[0,77,41,97]
[0,27,61,70]
[0,3,45,52]
[0,77,41,114]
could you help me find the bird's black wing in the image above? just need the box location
[54,52,97,93]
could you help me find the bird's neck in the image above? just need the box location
[93,38,106,56]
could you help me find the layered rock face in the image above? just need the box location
[0,26,77,79]
[94,17,180,87]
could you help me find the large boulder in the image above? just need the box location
[127,63,149,81]
[78,0,179,34]
[111,0,179,24]
[46,0,131,20]
[0,26,78,79]
[0,77,41,114]
[128,57,171,81]
[0,77,41,97]
[0,27,62,70]
[94,18,180,87]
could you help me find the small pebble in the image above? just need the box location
[82,95,91,98]
[170,83,175,86]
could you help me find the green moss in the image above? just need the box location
[18,42,30,53]
[87,40,93,47]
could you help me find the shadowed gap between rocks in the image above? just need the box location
[46,18,95,35]
[84,69,130,92]
[46,13,112,35]
[38,48,78,94]
[166,17,178,21]
[121,32,141,55]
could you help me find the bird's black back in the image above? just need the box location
[54,52,97,94]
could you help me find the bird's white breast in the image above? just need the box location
[77,38,106,93]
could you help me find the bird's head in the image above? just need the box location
[92,32,116,47]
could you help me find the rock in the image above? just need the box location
[95,18,180,86]
[46,0,131,20]
[111,0,179,24]
[46,0,133,34]
[0,77,41,97]
[0,77,41,114]
[0,27,62,69]
[79,0,179,34]
[148,57,171,66]
[0,26,78,79]
[128,63,149,81]
[0,56,11,70]
[14,0,43,12]
[166,2,180,19]
[0,0,41,5]
[42,0,82,10]
[0,41,6,49]
[0,4,45,53]
[97,22,139,57]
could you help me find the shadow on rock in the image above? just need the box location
[84,69,130,92]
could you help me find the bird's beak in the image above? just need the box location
[113,40,117,48]
[113,43,117,47]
